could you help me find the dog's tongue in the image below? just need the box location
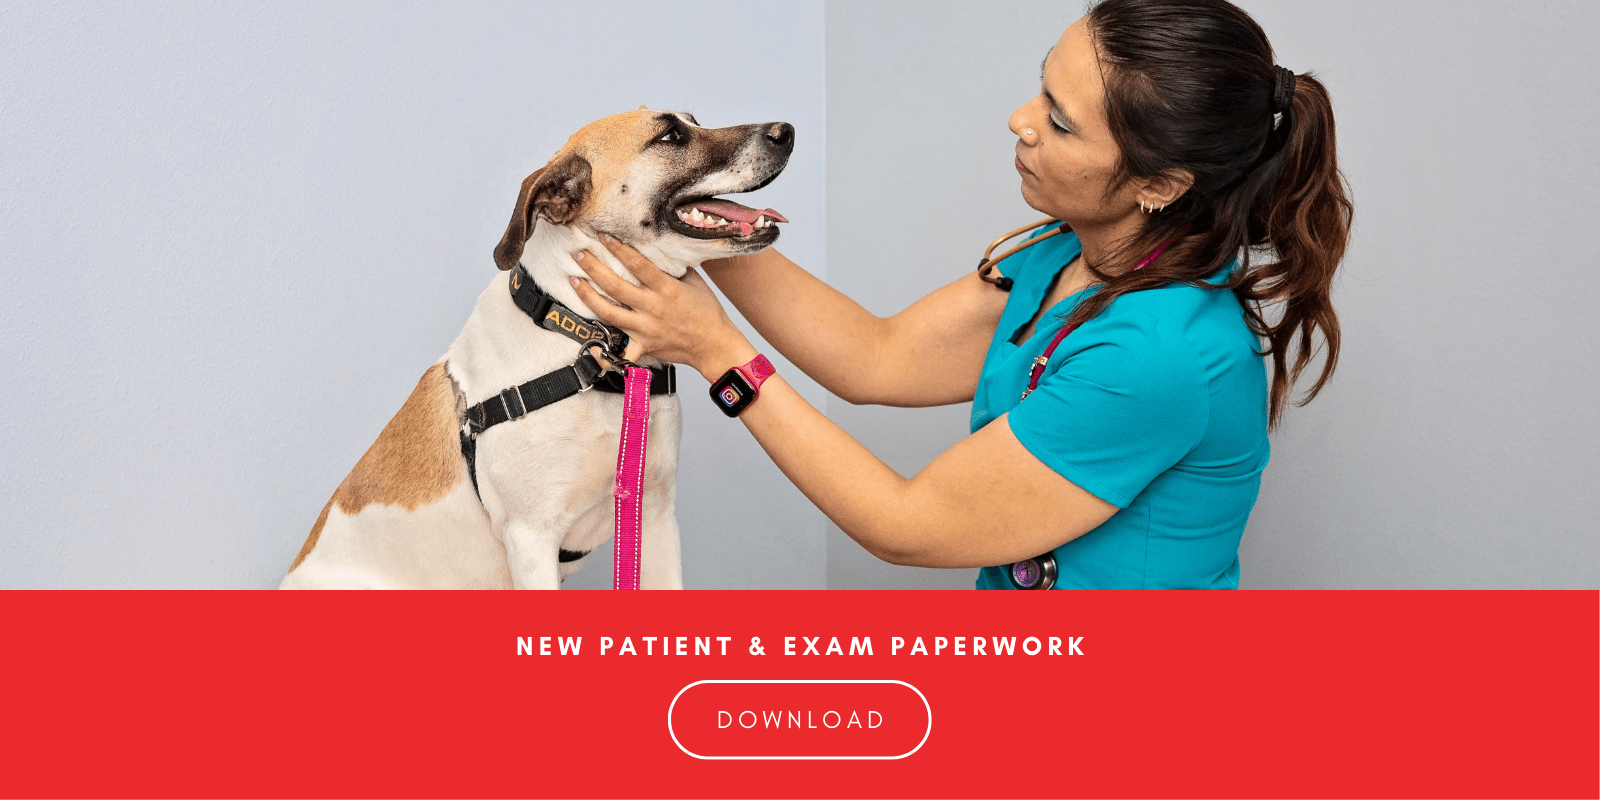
[690,199,788,235]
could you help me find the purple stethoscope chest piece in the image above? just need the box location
[1007,552,1057,590]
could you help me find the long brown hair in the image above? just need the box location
[1067,0,1353,428]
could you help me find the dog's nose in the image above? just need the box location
[765,122,794,148]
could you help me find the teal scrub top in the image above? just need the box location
[972,229,1270,590]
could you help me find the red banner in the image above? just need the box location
[1,591,1594,798]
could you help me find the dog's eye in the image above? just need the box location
[657,127,684,144]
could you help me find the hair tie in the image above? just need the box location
[1272,66,1296,114]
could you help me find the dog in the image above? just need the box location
[280,108,793,589]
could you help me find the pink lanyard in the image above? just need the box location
[1021,241,1171,400]
[611,365,652,590]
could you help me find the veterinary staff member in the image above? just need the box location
[571,0,1352,589]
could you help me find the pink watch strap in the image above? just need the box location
[736,355,776,391]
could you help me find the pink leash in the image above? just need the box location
[1022,240,1171,400]
[612,365,652,590]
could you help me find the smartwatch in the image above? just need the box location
[710,354,776,417]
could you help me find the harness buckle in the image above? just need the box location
[500,385,527,420]
[573,357,597,393]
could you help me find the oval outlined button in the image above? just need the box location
[668,680,931,760]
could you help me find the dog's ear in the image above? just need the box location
[492,153,593,271]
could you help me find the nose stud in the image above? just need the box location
[1023,128,1035,137]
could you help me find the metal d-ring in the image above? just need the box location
[582,340,638,376]
[577,320,632,369]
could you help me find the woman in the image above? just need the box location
[571,0,1351,589]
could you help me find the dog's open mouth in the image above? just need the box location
[669,198,788,240]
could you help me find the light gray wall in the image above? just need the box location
[822,0,1600,588]
[822,2,1071,588]
[0,1,828,588]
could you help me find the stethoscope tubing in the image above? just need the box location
[977,217,1065,291]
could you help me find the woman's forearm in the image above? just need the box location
[690,337,1115,569]
[701,249,889,404]
[705,249,1008,408]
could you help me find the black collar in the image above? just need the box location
[457,264,677,501]
[509,263,629,357]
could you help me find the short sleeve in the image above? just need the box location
[1007,310,1209,508]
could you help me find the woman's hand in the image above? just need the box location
[568,233,757,380]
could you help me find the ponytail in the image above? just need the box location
[1238,73,1352,427]
[1074,0,1354,429]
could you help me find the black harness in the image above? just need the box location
[458,264,676,506]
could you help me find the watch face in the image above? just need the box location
[710,370,756,417]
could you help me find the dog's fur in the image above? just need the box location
[281,108,792,589]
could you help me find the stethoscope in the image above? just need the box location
[976,217,1068,292]
[976,217,1068,589]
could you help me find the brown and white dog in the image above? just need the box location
[280,108,794,589]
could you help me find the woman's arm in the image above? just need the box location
[571,238,1117,566]
[738,375,1117,567]
[701,248,1008,407]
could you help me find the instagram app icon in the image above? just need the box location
[718,386,741,406]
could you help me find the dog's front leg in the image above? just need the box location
[638,495,684,590]
[478,435,599,590]
[501,518,566,590]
